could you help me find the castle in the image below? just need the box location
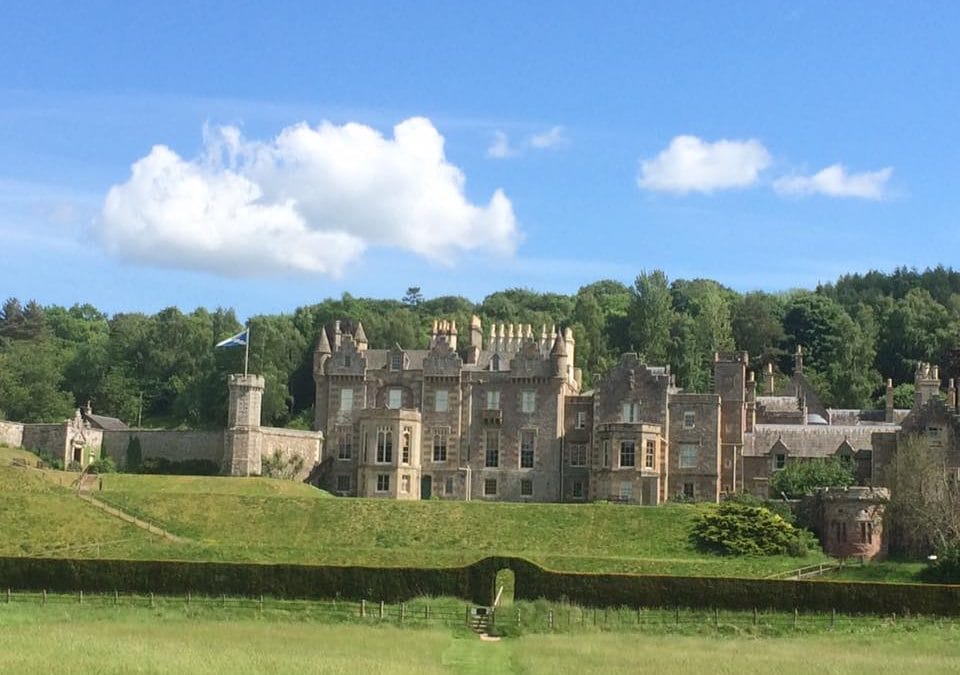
[308,317,945,505]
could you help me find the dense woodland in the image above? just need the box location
[2,266,960,429]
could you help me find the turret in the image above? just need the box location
[354,322,368,353]
[550,333,568,379]
[470,315,483,350]
[746,371,757,431]
[314,326,332,374]
[333,320,342,350]
[564,326,576,384]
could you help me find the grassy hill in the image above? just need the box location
[1,445,828,577]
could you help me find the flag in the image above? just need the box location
[216,328,249,348]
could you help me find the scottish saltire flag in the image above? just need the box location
[216,328,249,348]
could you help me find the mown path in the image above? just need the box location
[75,475,190,544]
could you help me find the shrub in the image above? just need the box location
[261,449,305,480]
[125,436,143,472]
[692,502,817,556]
[920,543,960,584]
[137,457,219,476]
[87,456,116,474]
[770,458,854,499]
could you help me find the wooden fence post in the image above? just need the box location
[360,599,366,617]
[5,588,9,604]
[259,594,263,613]
[465,605,470,628]
[379,600,384,619]
[42,590,46,605]
[714,607,719,629]
[831,608,836,629]
[187,591,191,606]
[114,590,119,605]
[79,590,83,606]
[753,607,758,626]
[675,606,679,625]
[516,607,521,626]
[548,610,554,630]
[150,592,154,608]
[400,603,405,624]
[794,608,798,629]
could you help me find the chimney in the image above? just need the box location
[449,320,458,350]
[470,315,483,351]
[950,378,957,411]
[765,362,775,395]
[795,345,804,374]
[746,371,757,432]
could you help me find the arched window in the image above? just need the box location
[491,354,501,371]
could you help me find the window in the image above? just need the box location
[644,439,656,469]
[401,428,411,464]
[337,427,352,460]
[387,388,402,409]
[435,389,449,412]
[572,481,584,499]
[774,453,786,470]
[602,440,610,468]
[432,431,448,462]
[678,444,698,469]
[619,481,633,501]
[860,521,873,544]
[520,479,533,497]
[336,475,351,492]
[521,390,536,413]
[520,430,536,468]
[485,430,500,467]
[400,474,410,494]
[340,388,354,412]
[570,444,587,467]
[391,352,403,371]
[486,390,500,410]
[376,429,393,463]
[491,354,501,371]
[575,411,587,429]
[484,478,497,496]
[683,482,695,499]
[622,402,639,423]
[619,440,636,468]
[343,355,352,368]
[444,476,455,495]
[683,411,696,429]
[376,474,390,492]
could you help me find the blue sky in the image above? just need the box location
[1,1,958,319]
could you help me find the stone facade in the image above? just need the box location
[815,487,890,560]
[312,319,757,504]
[101,430,225,469]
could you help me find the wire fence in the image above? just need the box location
[2,590,958,637]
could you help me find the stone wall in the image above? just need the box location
[0,421,23,448]
[260,427,322,481]
[21,424,68,461]
[101,430,225,470]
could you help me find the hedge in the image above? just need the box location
[0,557,472,602]
[2,556,959,616]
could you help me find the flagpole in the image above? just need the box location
[244,324,250,376]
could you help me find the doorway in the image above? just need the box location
[421,475,432,499]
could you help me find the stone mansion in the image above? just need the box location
[310,317,940,504]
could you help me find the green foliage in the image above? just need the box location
[921,543,960,584]
[136,457,220,476]
[628,270,673,363]
[691,502,818,556]
[769,458,855,498]
[88,455,117,474]
[260,449,305,480]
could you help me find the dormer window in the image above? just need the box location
[775,453,786,470]
[391,352,403,371]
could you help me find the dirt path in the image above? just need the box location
[77,493,191,544]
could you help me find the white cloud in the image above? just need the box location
[773,164,893,200]
[637,135,771,194]
[529,125,567,149]
[486,130,516,159]
[96,118,520,277]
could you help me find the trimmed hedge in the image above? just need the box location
[0,557,471,602]
[2,555,959,616]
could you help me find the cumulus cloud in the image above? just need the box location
[529,125,567,149]
[773,164,893,200]
[486,131,516,159]
[97,117,520,277]
[637,135,771,194]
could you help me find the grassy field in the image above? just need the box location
[1,598,959,674]
[2,444,827,576]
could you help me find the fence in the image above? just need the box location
[2,590,957,637]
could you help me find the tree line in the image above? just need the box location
[2,265,959,427]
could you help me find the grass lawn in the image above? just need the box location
[831,560,929,583]
[1,599,959,675]
[2,444,827,577]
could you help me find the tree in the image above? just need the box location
[769,458,855,499]
[883,433,960,558]
[628,270,673,363]
[0,338,75,422]
[731,292,785,365]
[402,287,424,307]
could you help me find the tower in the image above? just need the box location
[225,373,265,476]
[714,352,748,494]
